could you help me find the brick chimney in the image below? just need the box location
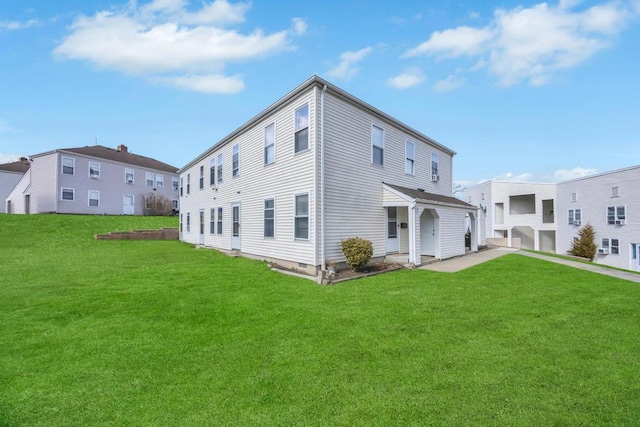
[117,144,128,153]
[19,157,28,162]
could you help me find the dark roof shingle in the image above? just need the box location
[59,145,178,173]
[384,182,475,208]
[0,159,31,174]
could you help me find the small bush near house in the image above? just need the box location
[568,224,597,260]
[341,237,373,271]
[144,193,173,216]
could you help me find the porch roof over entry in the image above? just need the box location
[383,182,476,209]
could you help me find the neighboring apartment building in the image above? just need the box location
[179,75,478,277]
[556,165,640,272]
[6,144,179,215]
[0,157,30,213]
[465,181,556,252]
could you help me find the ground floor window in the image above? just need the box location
[294,193,309,240]
[264,198,275,238]
[61,187,74,201]
[217,207,223,235]
[210,208,216,234]
[88,190,99,207]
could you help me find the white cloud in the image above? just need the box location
[54,0,302,94]
[432,75,465,92]
[553,166,598,181]
[0,153,20,163]
[0,19,37,30]
[403,0,637,87]
[386,68,426,89]
[326,47,372,80]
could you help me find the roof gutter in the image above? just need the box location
[320,84,327,273]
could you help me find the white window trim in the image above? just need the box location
[61,187,75,201]
[405,140,415,175]
[156,174,164,189]
[371,124,384,166]
[210,158,216,186]
[186,212,191,233]
[571,192,578,202]
[607,205,626,224]
[199,165,204,189]
[264,196,276,239]
[210,207,216,234]
[232,144,240,177]
[294,103,310,154]
[568,208,582,225]
[611,238,620,255]
[88,190,100,207]
[146,172,154,187]
[172,176,179,190]
[125,169,135,184]
[611,186,619,197]
[217,154,223,183]
[293,192,310,241]
[217,206,223,235]
[264,122,276,165]
[88,162,100,179]
[431,153,439,177]
[61,156,75,175]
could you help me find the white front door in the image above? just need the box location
[199,209,205,245]
[386,207,399,253]
[421,210,435,256]
[631,244,640,272]
[123,195,134,215]
[231,203,241,250]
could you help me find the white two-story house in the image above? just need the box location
[6,144,179,215]
[179,75,478,277]
[556,165,640,272]
[465,181,556,251]
[0,158,31,213]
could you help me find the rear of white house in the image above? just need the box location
[556,165,640,272]
[6,144,179,215]
[179,76,478,276]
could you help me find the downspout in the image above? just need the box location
[320,84,328,272]
[409,202,416,265]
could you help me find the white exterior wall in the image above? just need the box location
[5,169,31,214]
[29,153,58,213]
[436,207,468,259]
[323,92,454,262]
[0,170,25,213]
[557,166,640,271]
[179,88,318,266]
[466,181,556,250]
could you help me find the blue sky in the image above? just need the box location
[1,0,639,187]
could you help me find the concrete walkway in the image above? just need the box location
[420,247,640,283]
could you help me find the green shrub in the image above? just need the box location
[341,237,373,271]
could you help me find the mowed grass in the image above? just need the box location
[1,215,639,426]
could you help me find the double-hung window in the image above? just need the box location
[232,145,239,177]
[61,187,74,201]
[146,172,154,187]
[156,174,164,189]
[186,212,191,232]
[210,158,216,185]
[125,169,134,184]
[603,238,620,254]
[62,157,75,175]
[294,194,309,240]
[371,125,384,166]
[89,162,100,179]
[180,177,184,196]
[265,123,275,165]
[568,209,581,225]
[210,208,216,234]
[199,165,204,189]
[431,153,439,178]
[294,104,309,153]
[405,141,415,175]
[264,198,275,238]
[217,207,223,234]
[88,190,99,207]
[187,174,191,194]
[217,154,223,183]
[607,205,626,225]
[172,177,179,190]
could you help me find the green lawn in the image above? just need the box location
[1,215,639,425]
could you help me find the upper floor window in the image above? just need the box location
[607,205,626,225]
[61,187,74,201]
[89,162,100,179]
[125,169,134,184]
[210,158,216,186]
[186,212,191,232]
[146,172,154,187]
[172,177,179,190]
[217,154,223,183]
[210,207,216,234]
[187,173,191,194]
[156,174,164,189]
[294,193,309,240]
[232,144,240,177]
[88,190,100,207]
[405,140,415,175]
[62,157,75,175]
[294,104,309,153]
[180,177,184,196]
[431,153,439,178]
[568,208,581,225]
[264,198,275,238]
[265,123,275,165]
[570,192,578,202]
[199,165,204,189]
[371,125,384,166]
[172,199,178,210]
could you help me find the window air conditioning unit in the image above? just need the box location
[615,220,625,225]
[127,179,133,184]
[431,174,439,182]
[597,248,609,255]
[573,220,581,226]
[90,174,98,179]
